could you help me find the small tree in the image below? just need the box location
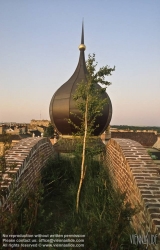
[69,53,115,213]
[43,123,55,137]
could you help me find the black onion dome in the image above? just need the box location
[49,24,112,136]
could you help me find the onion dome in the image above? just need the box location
[49,23,112,136]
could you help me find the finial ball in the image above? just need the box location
[79,44,86,50]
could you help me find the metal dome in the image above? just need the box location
[49,24,112,136]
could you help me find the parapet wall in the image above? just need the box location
[111,131,158,147]
[0,137,55,206]
[106,138,160,248]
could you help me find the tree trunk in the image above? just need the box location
[76,94,88,213]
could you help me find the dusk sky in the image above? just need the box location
[0,0,160,126]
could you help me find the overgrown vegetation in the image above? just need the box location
[43,123,55,138]
[0,146,139,249]
[0,177,44,235]
[147,150,158,160]
[35,153,138,250]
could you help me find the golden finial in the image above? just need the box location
[79,44,86,50]
[78,21,86,51]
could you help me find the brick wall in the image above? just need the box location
[0,137,55,207]
[106,138,160,249]
[111,131,158,147]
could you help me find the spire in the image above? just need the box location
[81,21,84,44]
[79,21,86,51]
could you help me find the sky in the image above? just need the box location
[0,0,160,126]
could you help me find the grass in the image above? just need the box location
[0,149,140,249]
[33,154,139,250]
